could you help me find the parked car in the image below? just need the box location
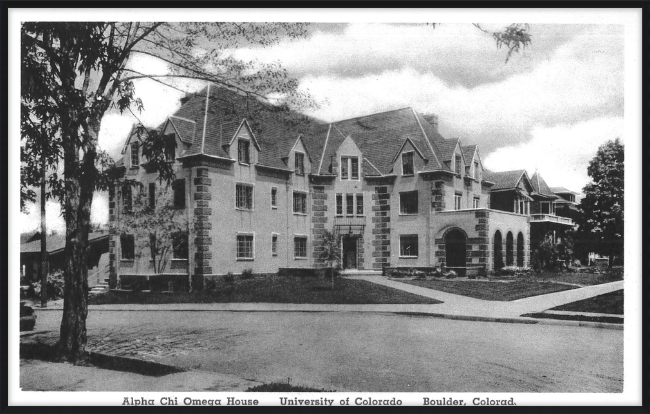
[20,301,36,331]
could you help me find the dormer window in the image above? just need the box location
[455,155,461,175]
[130,141,139,167]
[295,152,305,176]
[340,156,359,180]
[402,152,414,175]
[238,139,250,164]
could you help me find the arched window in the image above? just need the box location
[506,232,514,266]
[517,232,524,267]
[494,231,503,271]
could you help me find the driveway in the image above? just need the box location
[27,310,623,392]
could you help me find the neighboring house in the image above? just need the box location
[20,232,110,287]
[108,84,573,289]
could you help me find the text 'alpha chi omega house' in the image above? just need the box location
[108,84,575,290]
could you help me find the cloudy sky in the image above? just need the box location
[20,22,625,233]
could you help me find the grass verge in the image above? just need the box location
[89,276,442,305]
[399,278,577,301]
[534,269,623,286]
[551,289,623,314]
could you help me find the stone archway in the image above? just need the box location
[445,228,467,268]
[506,232,514,266]
[494,230,503,271]
[517,232,524,267]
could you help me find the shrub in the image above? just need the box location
[223,272,235,284]
[572,259,582,267]
[204,278,218,292]
[443,270,457,279]
[29,271,65,300]
[241,268,254,280]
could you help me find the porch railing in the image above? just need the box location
[530,214,573,225]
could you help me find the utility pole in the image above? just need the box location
[40,149,47,308]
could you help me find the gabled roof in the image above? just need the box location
[550,186,579,195]
[530,172,560,198]
[462,145,478,164]
[316,107,445,175]
[391,136,427,164]
[483,169,529,191]
[168,116,196,143]
[436,138,461,163]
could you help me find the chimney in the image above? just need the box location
[422,114,439,132]
[179,92,194,106]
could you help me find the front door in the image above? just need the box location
[342,237,357,269]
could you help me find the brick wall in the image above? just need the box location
[193,167,213,288]
[311,185,328,267]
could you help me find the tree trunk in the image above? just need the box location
[40,154,47,308]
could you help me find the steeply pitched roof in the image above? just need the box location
[530,172,558,197]
[550,186,578,195]
[462,145,477,164]
[168,116,196,144]
[21,233,109,254]
[316,107,445,175]
[483,169,528,190]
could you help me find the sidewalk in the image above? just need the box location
[33,277,624,330]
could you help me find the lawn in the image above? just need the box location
[551,289,623,315]
[398,278,577,301]
[89,275,442,305]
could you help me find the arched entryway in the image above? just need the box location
[506,232,514,266]
[445,228,467,268]
[517,232,524,267]
[494,231,503,271]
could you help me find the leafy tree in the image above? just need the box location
[116,185,188,276]
[576,139,624,268]
[21,22,312,362]
[318,229,342,290]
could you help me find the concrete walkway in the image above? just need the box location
[32,277,623,330]
[348,275,624,319]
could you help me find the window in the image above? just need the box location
[130,141,139,167]
[293,192,307,214]
[120,234,134,260]
[294,236,307,258]
[400,235,418,258]
[346,194,354,216]
[236,184,253,210]
[164,134,176,161]
[271,187,277,208]
[173,179,185,209]
[518,200,525,215]
[148,183,156,209]
[454,193,462,210]
[236,234,254,260]
[122,184,132,212]
[336,194,343,215]
[356,194,364,215]
[272,234,278,256]
[402,152,414,175]
[455,155,461,175]
[238,139,250,164]
[473,197,480,209]
[351,157,359,180]
[172,232,188,260]
[295,152,305,176]
[399,191,418,215]
[340,156,359,180]
[474,161,479,179]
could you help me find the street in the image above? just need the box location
[29,310,623,392]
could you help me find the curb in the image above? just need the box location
[35,306,624,330]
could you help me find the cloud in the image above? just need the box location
[236,23,607,89]
[483,116,624,193]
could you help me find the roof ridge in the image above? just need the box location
[331,106,413,125]
[411,108,441,168]
[317,124,332,175]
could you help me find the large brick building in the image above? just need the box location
[108,84,574,289]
